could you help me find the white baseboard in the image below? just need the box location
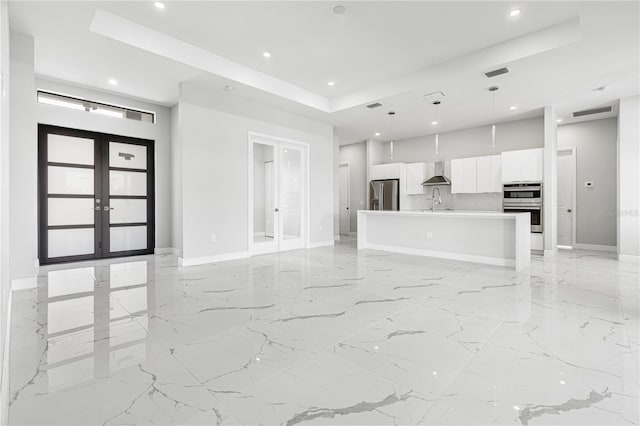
[179,251,250,267]
[618,254,640,264]
[155,247,179,255]
[573,243,617,252]
[308,240,335,249]
[544,249,558,257]
[363,242,516,269]
[0,290,13,426]
[11,276,37,291]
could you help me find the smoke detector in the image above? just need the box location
[423,91,445,103]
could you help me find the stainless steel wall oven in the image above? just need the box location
[503,182,543,233]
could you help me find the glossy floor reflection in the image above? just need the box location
[8,240,640,425]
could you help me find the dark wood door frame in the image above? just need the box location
[38,124,155,265]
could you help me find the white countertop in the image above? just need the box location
[359,210,529,219]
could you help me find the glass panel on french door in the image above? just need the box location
[48,228,94,258]
[109,199,147,224]
[47,134,94,165]
[109,142,147,170]
[48,198,94,226]
[48,166,94,195]
[109,170,147,196]
[253,143,276,244]
[280,146,302,240]
[110,226,147,252]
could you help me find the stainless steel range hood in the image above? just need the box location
[421,161,450,186]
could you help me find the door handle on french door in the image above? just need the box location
[94,206,101,211]
[103,206,114,211]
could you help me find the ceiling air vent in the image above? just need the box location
[485,67,509,78]
[366,102,383,109]
[572,106,612,117]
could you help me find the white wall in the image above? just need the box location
[558,118,618,247]
[339,142,367,231]
[379,117,543,163]
[170,105,182,255]
[177,82,334,261]
[618,95,640,261]
[0,4,10,423]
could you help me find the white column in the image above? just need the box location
[9,32,37,279]
[617,95,640,263]
[543,105,558,256]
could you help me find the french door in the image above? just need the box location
[38,125,155,265]
[251,136,307,255]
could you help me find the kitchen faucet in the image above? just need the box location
[430,187,442,212]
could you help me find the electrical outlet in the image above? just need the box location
[426,231,433,239]
[210,234,217,242]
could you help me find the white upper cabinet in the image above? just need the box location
[451,159,464,194]
[462,157,477,193]
[490,154,502,192]
[521,148,544,182]
[476,156,491,193]
[370,163,404,180]
[501,148,543,183]
[406,162,426,195]
[451,157,477,194]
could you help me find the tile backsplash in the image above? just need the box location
[406,185,503,212]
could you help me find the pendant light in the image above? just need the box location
[388,111,396,160]
[432,100,441,155]
[489,86,499,148]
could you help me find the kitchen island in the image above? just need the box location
[357,210,531,271]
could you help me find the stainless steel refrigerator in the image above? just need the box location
[369,179,400,211]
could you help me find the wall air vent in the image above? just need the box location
[572,106,612,117]
[366,102,383,109]
[485,67,509,78]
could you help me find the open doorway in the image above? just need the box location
[338,163,350,235]
[557,147,576,248]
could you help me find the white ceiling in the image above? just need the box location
[8,1,640,144]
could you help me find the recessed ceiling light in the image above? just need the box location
[224,85,234,91]
[431,121,438,125]
[509,105,517,110]
[154,2,165,9]
[333,5,346,14]
[557,118,563,123]
[510,9,521,17]
[262,51,271,58]
[375,132,381,136]
[327,81,335,86]
[108,78,118,85]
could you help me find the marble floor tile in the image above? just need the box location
[8,240,639,425]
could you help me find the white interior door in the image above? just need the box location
[278,143,305,251]
[250,137,307,255]
[557,149,575,247]
[339,163,350,235]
